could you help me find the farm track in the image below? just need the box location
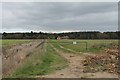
[37,43,118,78]
[3,40,45,76]
[2,40,118,78]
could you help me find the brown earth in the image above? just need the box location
[82,45,119,75]
[2,40,44,76]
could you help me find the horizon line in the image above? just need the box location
[1,30,119,34]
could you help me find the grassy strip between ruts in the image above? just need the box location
[51,41,73,54]
[10,42,67,78]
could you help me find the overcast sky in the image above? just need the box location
[2,2,118,33]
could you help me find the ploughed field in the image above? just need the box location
[2,39,119,78]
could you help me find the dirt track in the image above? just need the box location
[37,44,118,78]
[3,40,44,75]
[2,40,118,78]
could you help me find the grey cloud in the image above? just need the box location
[2,2,118,32]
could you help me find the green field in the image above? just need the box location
[2,39,32,55]
[1,40,31,46]
[50,39,118,54]
[2,39,118,78]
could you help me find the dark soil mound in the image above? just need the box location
[82,45,119,74]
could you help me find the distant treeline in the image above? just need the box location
[2,31,120,39]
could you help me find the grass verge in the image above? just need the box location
[10,42,67,78]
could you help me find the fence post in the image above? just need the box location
[85,42,88,50]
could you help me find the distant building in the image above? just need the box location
[57,36,69,40]
[57,36,61,40]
